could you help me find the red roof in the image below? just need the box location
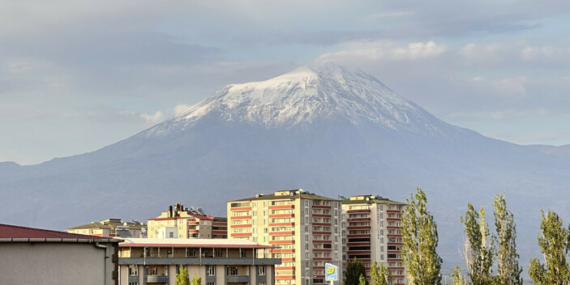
[0,223,106,239]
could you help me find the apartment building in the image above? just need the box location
[227,189,343,285]
[148,203,227,239]
[67,218,147,238]
[118,238,281,285]
[341,195,406,285]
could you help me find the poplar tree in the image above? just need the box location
[461,203,494,285]
[493,194,522,285]
[359,275,367,285]
[528,210,570,285]
[449,266,467,285]
[401,188,442,285]
[371,262,392,285]
[176,266,190,285]
[191,273,202,285]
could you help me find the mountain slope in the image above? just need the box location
[1,63,569,271]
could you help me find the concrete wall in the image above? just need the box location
[0,242,116,285]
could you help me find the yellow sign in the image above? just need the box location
[327,267,336,274]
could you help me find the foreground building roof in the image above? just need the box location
[0,223,119,243]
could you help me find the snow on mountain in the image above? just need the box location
[146,63,457,137]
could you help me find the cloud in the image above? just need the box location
[317,40,447,64]
[174,104,192,115]
[140,111,165,125]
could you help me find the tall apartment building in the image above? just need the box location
[341,195,406,285]
[227,189,343,285]
[148,203,227,239]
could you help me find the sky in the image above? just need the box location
[1,0,570,165]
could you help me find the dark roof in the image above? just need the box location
[232,189,338,202]
[0,223,119,243]
[341,198,405,205]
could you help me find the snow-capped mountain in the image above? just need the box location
[153,63,452,135]
[1,63,569,271]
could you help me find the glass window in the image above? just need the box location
[128,265,138,276]
[207,265,216,276]
[257,266,266,276]
[228,267,238,276]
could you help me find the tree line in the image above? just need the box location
[343,188,570,285]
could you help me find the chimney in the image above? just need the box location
[168,205,173,217]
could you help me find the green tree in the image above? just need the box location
[449,266,467,285]
[529,210,570,285]
[370,262,392,285]
[401,188,442,285]
[345,258,367,285]
[461,203,494,285]
[493,194,522,285]
[359,274,367,285]
[191,273,202,285]
[176,266,190,285]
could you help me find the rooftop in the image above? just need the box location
[0,223,119,243]
[232,189,338,202]
[119,238,275,249]
[341,194,405,205]
[67,219,146,231]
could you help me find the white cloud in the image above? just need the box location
[174,104,192,115]
[140,111,165,124]
[317,40,447,64]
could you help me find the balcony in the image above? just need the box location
[269,205,295,210]
[347,209,370,213]
[269,213,294,218]
[119,257,281,266]
[269,231,295,236]
[226,276,251,283]
[312,205,331,209]
[231,216,252,220]
[147,275,169,283]
[230,232,252,238]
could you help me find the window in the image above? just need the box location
[240,249,246,258]
[257,266,266,276]
[207,265,216,276]
[169,232,174,238]
[216,250,223,257]
[128,265,138,276]
[228,267,238,276]
[187,248,196,257]
[208,283,215,285]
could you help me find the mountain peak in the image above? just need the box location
[148,63,453,137]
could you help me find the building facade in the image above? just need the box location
[341,195,406,285]
[118,238,281,285]
[148,203,227,239]
[227,189,343,285]
[0,223,120,285]
[67,218,147,238]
